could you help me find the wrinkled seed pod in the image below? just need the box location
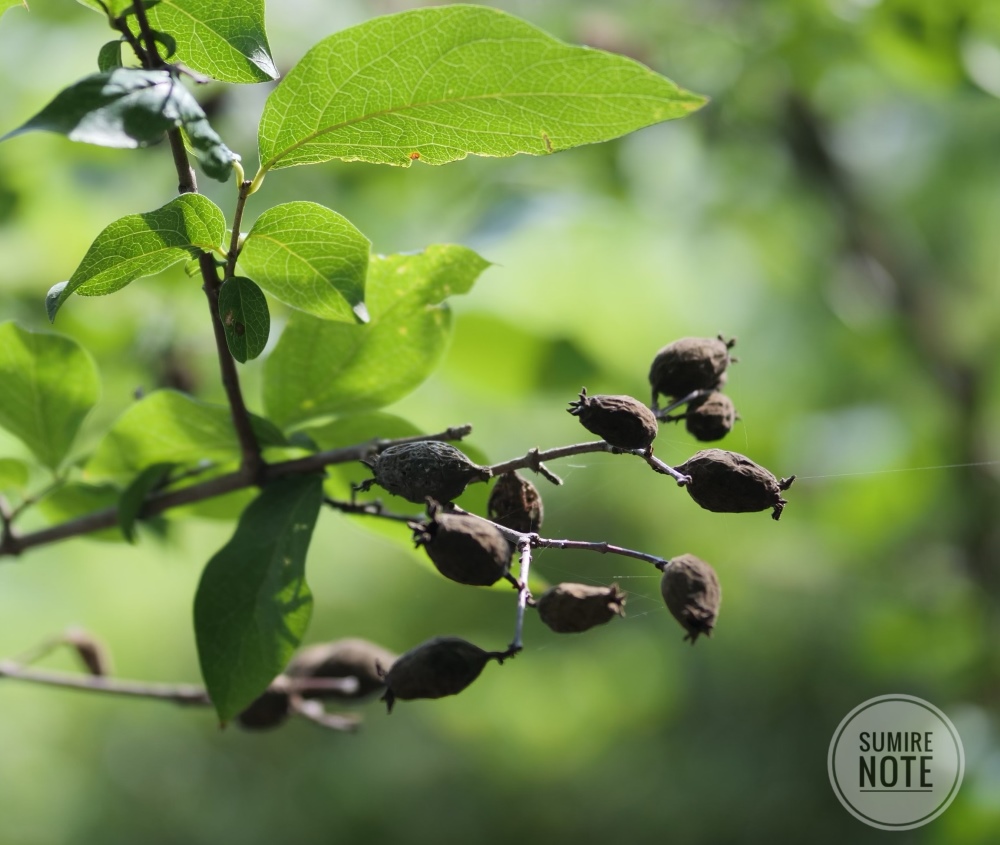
[487,471,543,534]
[414,511,512,586]
[567,388,658,450]
[659,554,721,644]
[236,691,291,731]
[286,638,397,700]
[649,336,734,403]
[382,636,494,713]
[685,392,736,442]
[370,441,490,504]
[536,582,626,633]
[676,448,794,520]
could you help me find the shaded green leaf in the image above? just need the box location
[263,245,489,428]
[47,194,225,321]
[258,5,706,172]
[0,322,100,470]
[118,462,174,543]
[97,40,123,73]
[147,0,277,84]
[86,389,285,481]
[195,474,323,723]
[219,276,269,363]
[1,68,238,181]
[0,458,30,493]
[238,202,369,323]
[37,481,124,543]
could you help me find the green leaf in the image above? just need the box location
[47,194,225,321]
[194,474,323,723]
[218,276,269,363]
[146,0,277,84]
[0,322,100,470]
[97,40,123,72]
[37,481,124,543]
[75,0,160,19]
[1,1,28,22]
[1,68,238,181]
[118,462,174,543]
[0,458,30,493]
[238,202,370,323]
[257,5,706,172]
[263,245,489,428]
[86,389,285,481]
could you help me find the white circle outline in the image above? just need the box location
[827,694,965,831]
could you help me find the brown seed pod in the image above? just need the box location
[366,441,490,504]
[413,508,513,586]
[684,392,736,442]
[236,691,291,731]
[382,636,506,713]
[536,582,626,633]
[286,638,397,701]
[567,388,658,450]
[658,554,721,644]
[676,449,794,520]
[648,336,735,404]
[487,471,543,534]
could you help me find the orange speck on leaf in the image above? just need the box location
[409,151,421,160]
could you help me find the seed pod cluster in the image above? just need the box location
[567,388,658,450]
[649,336,735,403]
[650,336,739,443]
[286,638,397,701]
[382,636,509,713]
[536,582,626,633]
[675,448,794,520]
[488,471,543,534]
[366,441,490,504]
[658,554,721,644]
[413,507,513,586]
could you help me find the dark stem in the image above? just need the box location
[0,428,472,558]
[224,180,253,280]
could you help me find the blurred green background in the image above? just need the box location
[1,0,1000,842]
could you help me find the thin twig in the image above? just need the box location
[223,180,253,280]
[0,428,472,558]
[510,537,532,650]
[323,497,417,523]
[289,696,362,733]
[486,441,615,484]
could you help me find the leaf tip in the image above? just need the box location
[352,301,370,324]
[45,281,69,323]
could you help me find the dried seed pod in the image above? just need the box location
[487,471,543,534]
[413,509,513,586]
[382,636,503,713]
[367,441,490,504]
[676,449,794,520]
[536,582,626,633]
[236,691,291,731]
[286,638,397,701]
[648,336,735,404]
[684,392,736,442]
[659,554,721,644]
[567,388,658,450]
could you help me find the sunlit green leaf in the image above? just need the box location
[147,0,277,84]
[195,474,323,723]
[75,0,160,17]
[0,458,30,493]
[263,245,489,428]
[218,276,269,363]
[1,68,238,181]
[238,202,369,323]
[47,194,226,321]
[118,462,174,543]
[86,389,285,481]
[97,40,123,72]
[258,5,706,171]
[0,322,100,470]
[0,1,28,22]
